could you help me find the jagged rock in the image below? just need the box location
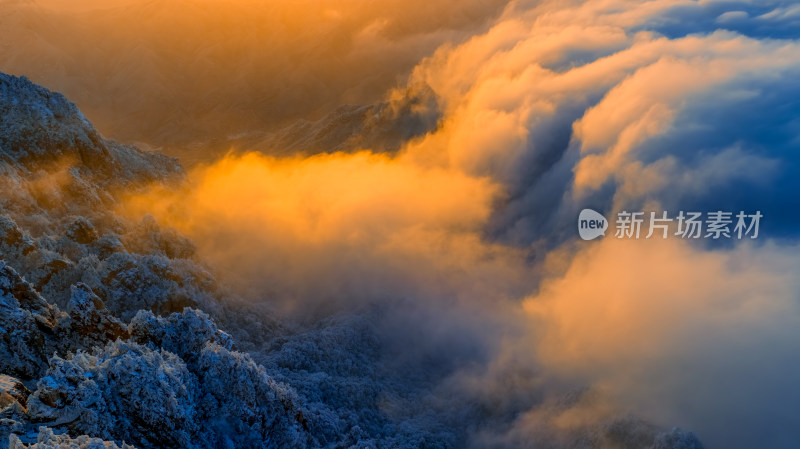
[0,73,180,184]
[0,261,138,382]
[0,261,65,379]
[92,235,126,260]
[65,218,98,246]
[28,255,74,297]
[9,427,137,449]
[0,376,31,447]
[0,376,30,411]
[66,283,129,347]
[0,217,35,258]
[91,253,202,320]
[0,404,27,449]
[0,262,58,325]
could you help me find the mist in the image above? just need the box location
[4,0,800,448]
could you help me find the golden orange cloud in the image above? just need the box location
[119,151,534,315]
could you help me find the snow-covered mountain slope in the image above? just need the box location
[0,72,311,448]
[0,72,703,449]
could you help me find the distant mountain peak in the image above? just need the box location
[0,71,180,183]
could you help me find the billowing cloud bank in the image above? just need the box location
[6,0,800,448]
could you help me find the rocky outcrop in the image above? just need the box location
[0,376,31,448]
[0,377,29,412]
[0,262,65,379]
[9,427,136,449]
[65,284,129,349]
[0,74,180,184]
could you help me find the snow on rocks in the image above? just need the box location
[9,426,136,449]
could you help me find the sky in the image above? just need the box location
[3,0,800,448]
